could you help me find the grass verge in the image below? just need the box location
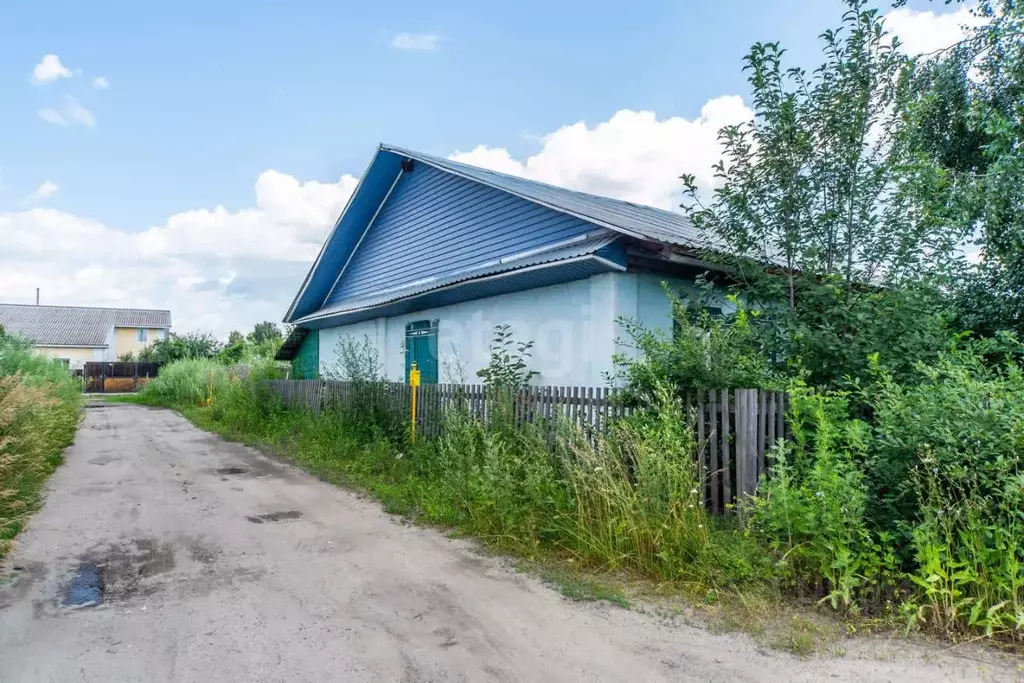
[0,336,83,559]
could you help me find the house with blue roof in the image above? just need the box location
[277,144,732,385]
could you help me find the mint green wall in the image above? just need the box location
[292,329,319,379]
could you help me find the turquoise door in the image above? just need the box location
[405,320,438,384]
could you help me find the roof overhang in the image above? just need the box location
[275,327,309,361]
[293,253,625,330]
[32,343,108,349]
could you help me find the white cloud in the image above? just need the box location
[391,33,441,51]
[884,3,987,56]
[0,171,358,336]
[23,180,59,203]
[38,108,68,125]
[38,97,95,127]
[92,76,110,90]
[1,96,748,336]
[64,96,95,127]
[450,96,753,210]
[31,54,73,85]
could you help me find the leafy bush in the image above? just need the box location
[613,287,779,397]
[0,333,82,558]
[748,388,896,612]
[476,324,538,388]
[138,331,222,363]
[864,339,1024,637]
[325,334,382,383]
[749,341,1024,637]
[864,339,1024,543]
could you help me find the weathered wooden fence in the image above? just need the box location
[82,361,161,393]
[262,380,786,514]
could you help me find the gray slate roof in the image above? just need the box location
[381,144,706,250]
[0,304,171,347]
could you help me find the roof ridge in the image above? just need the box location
[0,302,171,313]
[380,143,691,224]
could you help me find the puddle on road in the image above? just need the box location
[215,466,248,475]
[60,538,176,609]
[64,563,104,608]
[245,510,302,524]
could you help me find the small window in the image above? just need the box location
[137,329,148,342]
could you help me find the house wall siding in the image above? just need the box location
[35,346,105,369]
[315,272,734,386]
[324,164,596,309]
[320,277,614,385]
[113,327,168,358]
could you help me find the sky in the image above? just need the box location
[0,0,983,338]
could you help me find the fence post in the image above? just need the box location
[696,389,706,508]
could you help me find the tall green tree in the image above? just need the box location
[248,321,283,345]
[901,0,1024,339]
[138,332,222,363]
[683,0,962,386]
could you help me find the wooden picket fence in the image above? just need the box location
[262,380,787,514]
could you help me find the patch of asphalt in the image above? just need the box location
[0,403,1016,682]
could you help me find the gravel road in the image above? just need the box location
[0,402,1015,682]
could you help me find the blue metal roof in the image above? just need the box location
[323,161,602,309]
[283,143,709,325]
[381,144,704,249]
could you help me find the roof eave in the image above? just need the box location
[294,254,626,328]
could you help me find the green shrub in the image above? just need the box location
[136,358,230,407]
[864,339,1024,637]
[748,387,895,612]
[863,340,1024,546]
[613,287,779,399]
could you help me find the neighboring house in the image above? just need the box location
[0,303,171,368]
[277,144,732,385]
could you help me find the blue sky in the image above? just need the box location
[0,0,974,334]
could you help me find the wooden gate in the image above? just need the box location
[83,362,161,393]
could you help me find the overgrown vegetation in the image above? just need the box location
[0,332,82,559]
[612,286,779,396]
[126,322,286,365]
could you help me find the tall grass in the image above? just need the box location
[134,358,230,407]
[559,384,764,587]
[0,334,83,558]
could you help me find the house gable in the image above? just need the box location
[285,150,404,321]
[322,163,597,309]
[283,143,715,327]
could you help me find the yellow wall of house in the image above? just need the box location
[114,328,166,358]
[35,346,103,366]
